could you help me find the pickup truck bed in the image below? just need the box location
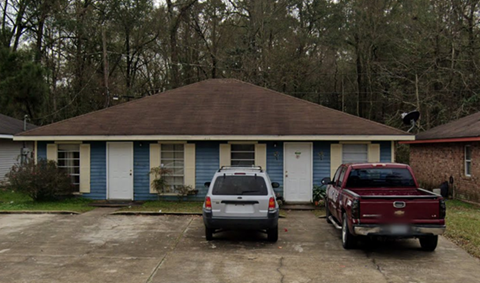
[325,163,446,251]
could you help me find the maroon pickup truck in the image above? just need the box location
[324,163,446,251]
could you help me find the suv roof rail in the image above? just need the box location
[218,166,263,172]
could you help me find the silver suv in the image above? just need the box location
[202,166,279,242]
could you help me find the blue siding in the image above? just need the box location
[266,142,283,196]
[195,142,220,198]
[313,142,332,185]
[374,141,392,163]
[84,141,107,199]
[37,141,48,160]
[134,142,156,200]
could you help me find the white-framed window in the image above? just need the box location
[465,145,472,177]
[57,144,80,191]
[231,144,255,166]
[342,144,368,163]
[161,144,184,193]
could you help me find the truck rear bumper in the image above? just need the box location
[353,224,446,237]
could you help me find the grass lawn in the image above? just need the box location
[0,189,95,213]
[444,200,480,259]
[118,200,204,213]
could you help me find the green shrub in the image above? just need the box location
[5,159,75,201]
[313,184,327,205]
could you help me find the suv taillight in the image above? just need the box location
[268,197,276,212]
[205,197,212,212]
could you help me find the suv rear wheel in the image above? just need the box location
[205,227,214,241]
[267,225,278,242]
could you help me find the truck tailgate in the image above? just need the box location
[359,198,441,224]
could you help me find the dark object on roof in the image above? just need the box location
[416,111,480,141]
[17,79,409,137]
[0,114,36,135]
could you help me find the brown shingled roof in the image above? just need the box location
[0,114,36,135]
[416,111,480,141]
[17,79,409,138]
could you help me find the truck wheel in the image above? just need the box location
[205,227,214,241]
[342,213,356,249]
[267,225,278,242]
[325,198,332,223]
[419,235,438,251]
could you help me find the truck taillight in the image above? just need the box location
[268,197,276,212]
[205,197,212,212]
[351,199,360,219]
[439,199,446,219]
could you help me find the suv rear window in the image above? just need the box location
[212,176,268,195]
[346,168,416,188]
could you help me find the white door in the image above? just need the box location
[108,142,134,200]
[284,143,312,202]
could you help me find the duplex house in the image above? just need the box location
[14,79,413,202]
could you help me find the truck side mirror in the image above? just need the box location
[204,182,211,188]
[272,182,280,188]
[321,177,331,185]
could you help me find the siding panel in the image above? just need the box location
[313,142,332,185]
[37,141,48,160]
[0,139,23,180]
[374,141,392,163]
[195,141,220,198]
[84,141,107,199]
[134,141,157,200]
[267,142,284,196]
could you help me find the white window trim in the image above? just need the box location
[57,143,81,191]
[465,145,472,177]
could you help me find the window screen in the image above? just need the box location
[231,144,255,166]
[57,144,80,191]
[342,144,368,163]
[465,145,472,176]
[212,176,267,195]
[161,144,184,193]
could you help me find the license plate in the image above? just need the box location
[390,225,409,234]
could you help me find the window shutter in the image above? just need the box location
[219,143,231,167]
[368,144,381,163]
[46,144,58,162]
[184,144,196,187]
[150,143,161,193]
[255,144,267,170]
[79,144,91,193]
[330,144,343,178]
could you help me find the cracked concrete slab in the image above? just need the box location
[0,209,479,282]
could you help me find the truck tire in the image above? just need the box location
[419,235,438,251]
[342,213,356,249]
[267,225,278,242]
[205,227,214,241]
[325,200,332,224]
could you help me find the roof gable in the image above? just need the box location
[17,79,409,138]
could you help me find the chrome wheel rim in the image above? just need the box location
[342,217,346,244]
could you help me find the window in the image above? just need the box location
[231,144,255,166]
[465,145,472,177]
[345,168,416,188]
[342,144,368,163]
[212,176,267,195]
[57,144,80,191]
[161,144,184,193]
[337,166,347,187]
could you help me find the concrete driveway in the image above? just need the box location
[0,209,478,283]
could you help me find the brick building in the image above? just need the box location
[403,112,480,203]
